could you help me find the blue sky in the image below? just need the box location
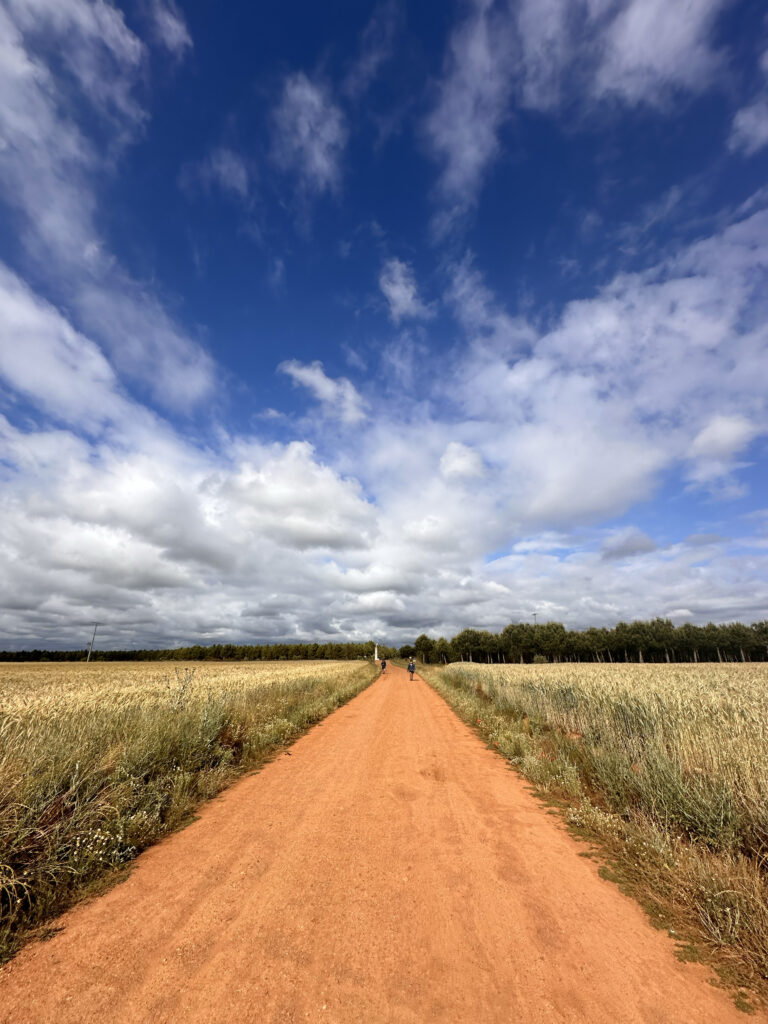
[1,0,767,648]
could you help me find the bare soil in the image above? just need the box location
[1,666,762,1023]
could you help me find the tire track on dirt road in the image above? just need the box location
[0,666,761,1023]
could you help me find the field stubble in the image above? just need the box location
[0,659,377,962]
[423,661,768,999]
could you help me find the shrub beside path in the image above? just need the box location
[0,666,761,1023]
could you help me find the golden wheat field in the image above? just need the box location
[447,662,768,789]
[0,659,377,961]
[0,660,361,715]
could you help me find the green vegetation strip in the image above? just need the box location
[421,662,768,1005]
[0,661,377,963]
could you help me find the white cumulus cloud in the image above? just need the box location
[440,442,484,480]
[690,414,757,460]
[601,527,658,561]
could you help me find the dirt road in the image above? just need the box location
[0,667,760,1023]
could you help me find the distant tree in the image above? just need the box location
[452,629,483,661]
[414,634,436,663]
[433,637,451,663]
[538,622,567,662]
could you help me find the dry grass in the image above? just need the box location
[0,659,377,962]
[0,660,356,714]
[423,662,768,996]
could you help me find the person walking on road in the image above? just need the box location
[381,658,387,675]
[407,658,416,680]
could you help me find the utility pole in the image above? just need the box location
[86,623,98,662]
[533,611,538,626]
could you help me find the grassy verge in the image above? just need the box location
[420,662,768,1010]
[0,660,377,963]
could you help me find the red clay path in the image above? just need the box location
[0,666,762,1023]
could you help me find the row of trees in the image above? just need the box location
[0,641,399,663]
[399,619,768,664]
[4,619,767,664]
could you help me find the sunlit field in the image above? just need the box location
[0,660,361,713]
[0,660,377,961]
[425,662,768,988]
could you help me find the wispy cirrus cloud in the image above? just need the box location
[0,263,126,433]
[147,0,193,56]
[0,0,213,410]
[278,360,367,424]
[728,49,768,157]
[729,99,768,156]
[425,0,734,233]
[342,0,399,100]
[379,258,435,324]
[591,0,730,106]
[180,146,252,201]
[424,0,516,235]
[271,73,347,196]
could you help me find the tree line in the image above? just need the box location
[0,641,399,662]
[398,619,768,664]
[3,618,767,663]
